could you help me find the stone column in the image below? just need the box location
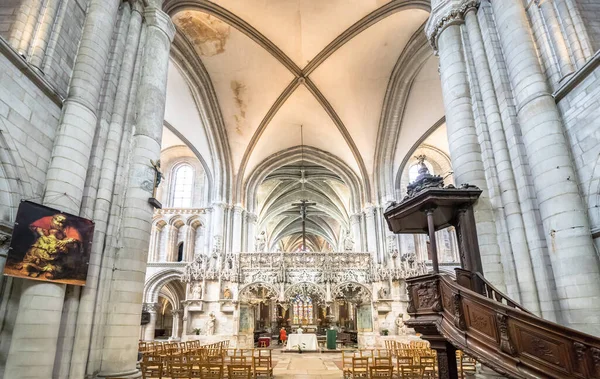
[246,212,257,251]
[426,2,505,290]
[365,206,378,257]
[185,225,197,261]
[171,310,183,340]
[491,0,600,335]
[4,1,122,379]
[350,213,362,251]
[68,4,144,378]
[8,0,44,55]
[29,0,62,69]
[97,5,175,377]
[211,202,227,252]
[535,0,574,79]
[143,303,160,341]
[554,0,587,68]
[231,205,244,253]
[464,7,541,315]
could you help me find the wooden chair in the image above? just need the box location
[199,364,224,379]
[140,356,163,379]
[166,360,193,379]
[228,364,252,379]
[342,350,355,379]
[374,356,392,367]
[252,356,273,379]
[400,365,425,379]
[351,357,370,378]
[419,356,436,377]
[458,351,477,379]
[370,365,394,378]
[230,356,248,365]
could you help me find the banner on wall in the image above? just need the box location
[3,200,94,286]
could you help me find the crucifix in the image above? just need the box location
[291,199,316,252]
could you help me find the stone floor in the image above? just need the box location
[272,350,343,378]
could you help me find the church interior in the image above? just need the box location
[0,0,600,378]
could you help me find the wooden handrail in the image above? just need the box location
[406,272,600,379]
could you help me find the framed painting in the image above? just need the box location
[3,200,94,286]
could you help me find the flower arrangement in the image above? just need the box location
[193,328,202,335]
[292,342,306,353]
[381,329,389,336]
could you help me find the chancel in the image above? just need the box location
[1,0,600,378]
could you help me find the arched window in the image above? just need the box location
[177,242,184,262]
[408,160,434,183]
[171,164,194,207]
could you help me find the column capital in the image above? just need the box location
[246,212,258,222]
[144,6,176,42]
[233,204,245,215]
[425,0,480,51]
[143,302,160,313]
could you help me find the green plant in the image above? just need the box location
[193,328,201,335]
[381,329,389,336]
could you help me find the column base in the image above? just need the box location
[96,369,141,378]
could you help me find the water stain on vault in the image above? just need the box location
[173,11,230,56]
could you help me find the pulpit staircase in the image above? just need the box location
[384,164,600,378]
[405,269,600,378]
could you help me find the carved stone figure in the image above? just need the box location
[223,287,232,300]
[378,285,389,299]
[395,313,407,335]
[205,313,216,335]
[344,234,354,252]
[191,282,202,299]
[255,231,266,252]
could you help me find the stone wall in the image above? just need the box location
[558,65,600,248]
[0,0,20,40]
[578,0,600,50]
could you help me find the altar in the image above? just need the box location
[286,333,319,351]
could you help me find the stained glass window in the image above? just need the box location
[292,294,314,324]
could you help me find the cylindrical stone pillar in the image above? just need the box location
[350,213,362,251]
[4,1,122,378]
[365,206,378,256]
[68,5,144,378]
[28,0,62,69]
[97,5,175,377]
[434,21,505,290]
[246,212,257,252]
[143,305,159,341]
[8,0,43,55]
[464,9,541,315]
[491,0,600,335]
[231,205,244,253]
[554,0,586,68]
[535,0,574,79]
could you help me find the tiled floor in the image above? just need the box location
[272,350,343,378]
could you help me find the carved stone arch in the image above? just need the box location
[238,282,280,303]
[186,215,204,229]
[373,28,438,204]
[332,281,373,304]
[284,282,327,305]
[169,34,233,203]
[244,146,364,215]
[396,142,452,197]
[144,269,186,305]
[168,215,186,228]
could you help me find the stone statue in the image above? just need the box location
[223,287,232,300]
[395,313,407,335]
[255,231,266,252]
[378,285,389,299]
[344,234,354,252]
[191,282,202,299]
[205,313,216,335]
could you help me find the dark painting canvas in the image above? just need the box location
[3,201,94,286]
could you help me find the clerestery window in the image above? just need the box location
[171,164,194,208]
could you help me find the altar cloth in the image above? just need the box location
[286,333,318,351]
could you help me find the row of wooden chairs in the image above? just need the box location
[141,344,274,379]
[342,348,476,378]
[140,340,230,356]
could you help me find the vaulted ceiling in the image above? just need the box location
[162,0,447,251]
